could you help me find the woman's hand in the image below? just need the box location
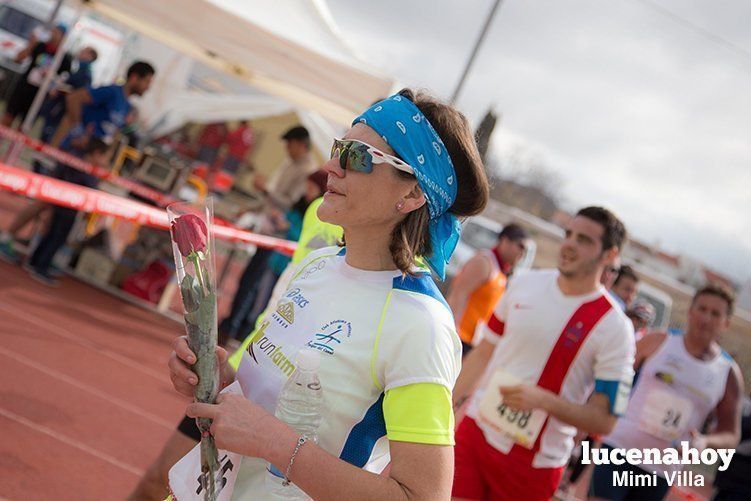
[168,335,234,397]
[186,393,290,459]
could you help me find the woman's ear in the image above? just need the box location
[396,185,426,214]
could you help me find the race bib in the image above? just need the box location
[639,387,694,441]
[478,369,547,449]
[169,382,244,501]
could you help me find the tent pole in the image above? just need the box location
[450,0,502,104]
[47,0,65,26]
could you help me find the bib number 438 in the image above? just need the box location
[478,370,547,449]
[496,403,532,429]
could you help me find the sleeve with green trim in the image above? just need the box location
[384,383,455,445]
[378,293,461,393]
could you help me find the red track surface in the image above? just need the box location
[0,259,189,499]
[0,180,262,500]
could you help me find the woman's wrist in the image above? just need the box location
[262,419,300,466]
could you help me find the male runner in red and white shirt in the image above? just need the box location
[452,206,635,501]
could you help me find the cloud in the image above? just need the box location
[329,0,751,280]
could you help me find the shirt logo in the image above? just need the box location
[563,321,585,348]
[308,320,351,355]
[299,260,326,281]
[285,288,310,308]
[272,301,294,328]
[655,371,675,386]
[247,321,297,378]
[513,303,532,310]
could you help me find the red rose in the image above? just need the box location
[171,214,208,257]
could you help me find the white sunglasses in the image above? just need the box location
[331,138,415,175]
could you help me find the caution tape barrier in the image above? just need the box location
[0,163,296,255]
[0,124,178,207]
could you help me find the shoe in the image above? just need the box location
[0,241,19,265]
[27,267,60,287]
[49,265,65,278]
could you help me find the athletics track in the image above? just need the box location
[0,189,195,499]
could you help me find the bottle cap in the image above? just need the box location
[296,348,321,371]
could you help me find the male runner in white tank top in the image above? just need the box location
[590,283,744,501]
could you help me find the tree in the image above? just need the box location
[485,143,564,219]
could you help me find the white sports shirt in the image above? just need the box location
[604,333,734,477]
[468,269,635,468]
[232,247,462,498]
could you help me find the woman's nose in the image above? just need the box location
[322,156,345,177]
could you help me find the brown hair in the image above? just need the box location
[389,88,489,274]
[692,282,736,316]
[614,264,638,286]
[576,206,627,252]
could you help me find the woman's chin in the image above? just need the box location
[316,199,342,225]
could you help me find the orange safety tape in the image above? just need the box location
[0,124,177,206]
[0,163,296,255]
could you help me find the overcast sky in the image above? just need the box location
[327,0,751,282]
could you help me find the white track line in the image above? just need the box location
[0,346,176,430]
[0,302,168,382]
[0,406,144,476]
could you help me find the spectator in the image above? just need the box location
[33,46,98,177]
[195,122,227,166]
[25,139,110,286]
[52,60,155,148]
[611,263,639,309]
[236,170,328,340]
[258,125,317,208]
[1,24,72,127]
[38,46,98,145]
[218,126,315,344]
[222,120,254,173]
[0,61,155,265]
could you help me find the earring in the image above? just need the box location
[396,201,405,211]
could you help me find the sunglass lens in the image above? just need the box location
[348,143,373,173]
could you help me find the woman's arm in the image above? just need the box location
[188,394,454,500]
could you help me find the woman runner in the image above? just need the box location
[168,88,489,499]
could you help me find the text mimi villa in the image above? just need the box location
[614,469,704,487]
[581,441,736,488]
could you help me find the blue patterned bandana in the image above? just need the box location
[354,93,461,280]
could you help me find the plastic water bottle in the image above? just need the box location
[266,349,324,499]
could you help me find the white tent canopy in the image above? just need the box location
[77,0,394,125]
[122,35,342,156]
